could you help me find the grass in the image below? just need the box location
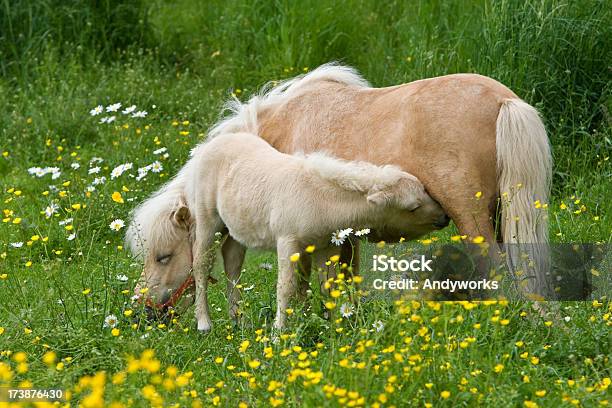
[0,0,610,406]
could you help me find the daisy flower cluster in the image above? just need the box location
[90,102,148,124]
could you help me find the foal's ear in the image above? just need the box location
[367,190,389,206]
[171,205,191,230]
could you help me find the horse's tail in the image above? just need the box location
[496,98,553,297]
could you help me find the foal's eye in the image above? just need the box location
[156,254,172,265]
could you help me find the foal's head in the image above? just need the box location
[126,191,195,313]
[367,173,449,239]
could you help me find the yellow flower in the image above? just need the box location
[248,360,261,369]
[494,364,504,373]
[475,191,482,199]
[329,255,340,263]
[289,253,300,262]
[56,362,64,371]
[42,351,57,366]
[239,340,250,353]
[330,290,341,299]
[13,352,27,363]
[111,192,124,204]
[530,356,540,365]
[472,236,485,244]
[440,390,451,399]
[535,390,546,397]
[305,245,315,253]
[325,301,336,310]
[285,308,294,315]
[111,328,120,337]
[82,288,91,295]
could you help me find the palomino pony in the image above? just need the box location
[128,132,447,330]
[210,63,552,296]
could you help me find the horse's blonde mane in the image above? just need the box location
[301,152,406,194]
[208,62,370,138]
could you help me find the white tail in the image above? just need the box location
[496,99,553,297]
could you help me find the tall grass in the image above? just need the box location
[1,0,609,183]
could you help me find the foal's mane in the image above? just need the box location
[208,62,370,138]
[125,159,197,259]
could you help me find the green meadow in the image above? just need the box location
[0,0,610,407]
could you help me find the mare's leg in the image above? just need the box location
[273,237,301,330]
[221,236,247,322]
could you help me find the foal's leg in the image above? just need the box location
[274,237,301,330]
[193,217,223,333]
[221,236,247,322]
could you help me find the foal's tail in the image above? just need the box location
[496,99,553,298]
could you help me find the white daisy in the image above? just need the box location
[67,233,76,241]
[355,228,371,236]
[122,105,137,115]
[58,218,73,226]
[92,176,106,185]
[373,320,385,332]
[340,303,354,318]
[90,157,104,164]
[44,203,59,218]
[70,163,80,170]
[339,228,353,238]
[331,230,346,246]
[116,274,129,282]
[106,115,116,123]
[131,110,148,118]
[103,314,118,328]
[153,147,167,155]
[10,242,24,248]
[259,262,273,271]
[106,103,122,112]
[88,166,101,175]
[136,166,150,181]
[110,163,133,179]
[150,161,163,173]
[109,219,125,231]
[90,105,103,116]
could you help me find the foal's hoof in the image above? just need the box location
[197,321,212,333]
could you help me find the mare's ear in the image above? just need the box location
[171,204,192,230]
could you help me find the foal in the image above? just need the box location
[183,132,446,331]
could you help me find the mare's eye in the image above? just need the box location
[156,254,172,265]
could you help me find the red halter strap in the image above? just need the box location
[143,242,216,311]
